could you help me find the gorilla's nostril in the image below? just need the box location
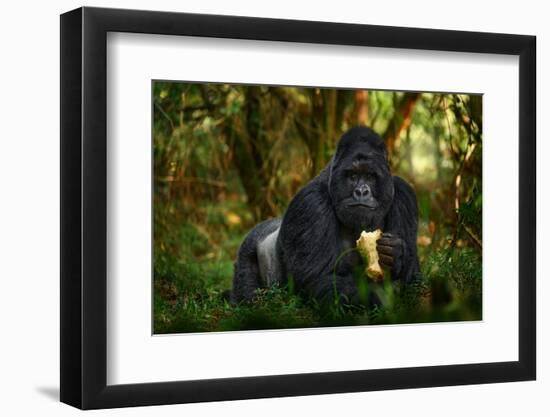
[354,185,370,200]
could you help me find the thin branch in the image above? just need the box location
[157,176,227,188]
[154,101,175,131]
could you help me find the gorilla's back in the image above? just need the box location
[257,226,282,286]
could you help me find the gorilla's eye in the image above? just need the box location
[348,173,358,183]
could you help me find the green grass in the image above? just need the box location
[153,223,482,334]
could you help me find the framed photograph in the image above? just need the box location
[60,6,536,409]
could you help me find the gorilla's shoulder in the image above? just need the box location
[278,168,338,276]
[391,175,418,213]
[279,167,335,238]
[285,170,331,216]
[393,175,416,196]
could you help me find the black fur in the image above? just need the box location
[232,218,282,302]
[231,127,420,304]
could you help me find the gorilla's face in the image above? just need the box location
[329,128,394,234]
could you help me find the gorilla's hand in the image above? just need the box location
[376,232,405,275]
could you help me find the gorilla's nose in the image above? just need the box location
[353,184,371,201]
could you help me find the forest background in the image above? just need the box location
[152,82,482,334]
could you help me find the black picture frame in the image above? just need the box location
[60,6,536,410]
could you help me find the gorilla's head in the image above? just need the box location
[328,127,395,234]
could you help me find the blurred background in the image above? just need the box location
[153,82,482,333]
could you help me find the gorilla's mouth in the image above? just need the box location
[347,202,379,210]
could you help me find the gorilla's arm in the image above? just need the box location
[378,176,420,282]
[277,171,359,304]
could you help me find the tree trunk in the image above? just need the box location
[227,87,275,221]
[383,92,420,161]
[353,90,369,126]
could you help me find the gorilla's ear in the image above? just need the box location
[375,138,388,161]
[375,140,390,170]
[384,149,390,170]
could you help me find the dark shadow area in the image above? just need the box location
[35,386,59,401]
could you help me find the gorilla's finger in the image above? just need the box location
[377,237,398,247]
[379,254,393,267]
[376,244,394,256]
[382,232,396,239]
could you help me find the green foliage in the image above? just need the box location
[152,82,483,333]
[154,217,482,333]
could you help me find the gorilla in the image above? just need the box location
[231,126,420,305]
